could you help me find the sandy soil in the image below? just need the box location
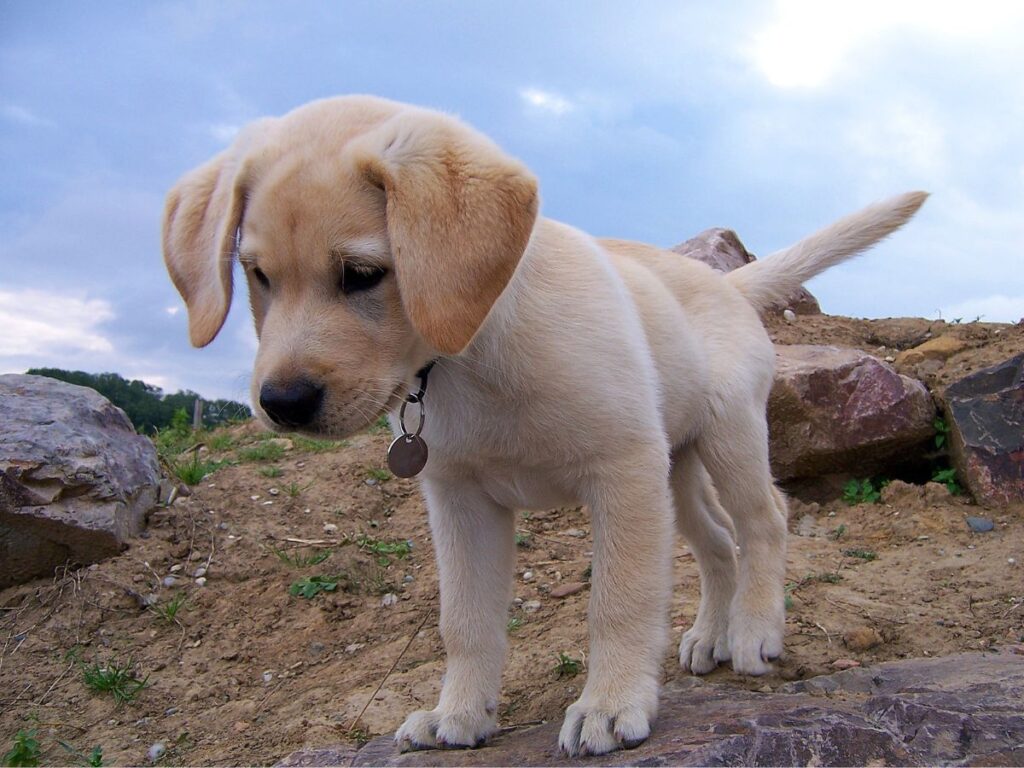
[1,316,1021,766]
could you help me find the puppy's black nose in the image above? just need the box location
[259,380,323,428]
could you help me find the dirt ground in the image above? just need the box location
[1,316,1022,766]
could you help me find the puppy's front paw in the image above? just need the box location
[557,689,656,757]
[727,612,784,676]
[679,622,730,675]
[395,707,495,752]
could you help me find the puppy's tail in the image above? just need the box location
[725,191,928,312]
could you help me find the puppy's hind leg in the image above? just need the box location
[396,479,515,752]
[697,404,787,676]
[671,447,737,675]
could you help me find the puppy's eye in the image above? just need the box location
[252,267,270,290]
[340,263,387,295]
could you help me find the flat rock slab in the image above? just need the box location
[769,345,935,480]
[279,651,1024,767]
[0,374,161,586]
[942,352,1024,505]
[671,228,821,314]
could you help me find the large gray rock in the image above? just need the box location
[768,345,936,480]
[671,228,821,314]
[0,374,161,587]
[279,651,1024,766]
[941,352,1024,505]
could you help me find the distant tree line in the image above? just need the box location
[27,368,251,434]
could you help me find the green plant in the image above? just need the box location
[554,652,582,678]
[166,451,226,485]
[3,730,41,767]
[828,523,848,540]
[289,575,340,599]
[784,582,797,610]
[582,564,592,581]
[842,479,881,506]
[933,417,951,450]
[514,532,531,548]
[272,546,331,568]
[931,467,963,495]
[357,535,411,565]
[149,592,187,624]
[284,480,313,498]
[258,466,283,478]
[58,741,104,767]
[81,658,149,704]
[843,548,878,561]
[206,432,235,452]
[507,616,524,633]
[366,467,393,483]
[811,571,842,584]
[238,442,285,462]
[368,415,391,434]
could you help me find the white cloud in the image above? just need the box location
[207,122,241,143]
[165,305,181,316]
[938,294,1024,324]
[519,87,574,116]
[0,289,114,357]
[2,104,56,128]
[750,0,1024,89]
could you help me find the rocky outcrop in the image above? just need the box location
[768,345,936,480]
[278,651,1024,767]
[671,228,821,314]
[0,374,161,587]
[941,352,1024,505]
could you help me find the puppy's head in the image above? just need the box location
[162,97,538,436]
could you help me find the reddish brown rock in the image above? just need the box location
[768,345,936,480]
[279,651,1024,767]
[549,582,586,598]
[671,228,821,314]
[941,352,1024,505]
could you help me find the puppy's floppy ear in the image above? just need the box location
[352,111,539,354]
[162,151,248,348]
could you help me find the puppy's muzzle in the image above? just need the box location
[259,379,324,428]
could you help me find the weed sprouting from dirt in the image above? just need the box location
[81,658,149,705]
[272,547,332,569]
[843,548,878,561]
[289,575,341,599]
[3,729,41,767]
[554,652,582,678]
[357,535,411,566]
[149,592,187,624]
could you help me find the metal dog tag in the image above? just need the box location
[387,434,429,478]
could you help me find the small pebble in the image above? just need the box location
[512,597,523,607]
[169,564,184,573]
[268,487,280,496]
[884,355,896,363]
[193,567,207,578]
[147,743,166,762]
[162,576,178,588]
[323,523,338,533]
[966,516,994,533]
[782,309,796,323]
[164,707,178,716]
[381,593,398,607]
[233,720,250,733]
[365,478,378,486]
[523,600,542,613]
[262,671,273,684]
[550,582,587,598]
[522,570,534,581]
[250,495,260,501]
[565,529,587,538]
[844,626,883,652]
[402,574,414,583]
[194,577,207,587]
[345,643,365,654]
[1009,558,1017,566]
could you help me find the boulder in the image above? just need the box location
[0,374,161,587]
[941,352,1024,504]
[671,228,821,314]
[768,345,935,480]
[278,651,1024,766]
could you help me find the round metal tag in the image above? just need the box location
[387,434,429,478]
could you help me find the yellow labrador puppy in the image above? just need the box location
[163,95,925,757]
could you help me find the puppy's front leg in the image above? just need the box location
[396,479,514,751]
[559,450,674,757]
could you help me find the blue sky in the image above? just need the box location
[2,1,1022,402]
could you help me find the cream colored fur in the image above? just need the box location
[162,95,927,757]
